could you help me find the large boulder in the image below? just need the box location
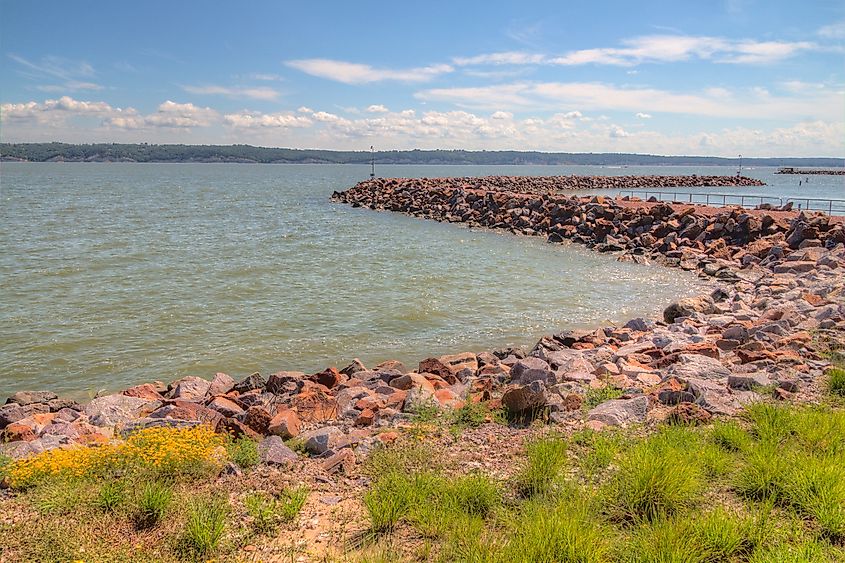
[510,357,555,385]
[168,376,211,401]
[301,426,345,456]
[85,394,157,427]
[667,354,731,381]
[502,381,547,414]
[587,396,649,427]
[663,296,715,323]
[257,436,298,466]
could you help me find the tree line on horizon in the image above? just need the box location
[1,142,842,167]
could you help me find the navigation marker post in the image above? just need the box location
[370,146,375,179]
[738,154,743,178]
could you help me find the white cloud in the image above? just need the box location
[636,112,652,119]
[182,85,280,100]
[223,111,312,129]
[548,35,817,66]
[285,58,453,84]
[609,125,630,138]
[248,73,283,81]
[819,20,845,39]
[453,52,545,66]
[366,104,389,113]
[417,81,844,121]
[3,96,842,157]
[142,101,218,128]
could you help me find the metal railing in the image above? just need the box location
[616,190,845,216]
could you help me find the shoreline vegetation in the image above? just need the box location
[2,142,844,167]
[2,175,845,561]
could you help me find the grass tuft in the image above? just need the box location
[603,427,703,522]
[827,368,845,396]
[180,495,229,558]
[133,481,172,529]
[95,480,126,513]
[226,435,260,469]
[515,435,568,498]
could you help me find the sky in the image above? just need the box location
[1,0,844,156]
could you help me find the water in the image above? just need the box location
[5,162,823,399]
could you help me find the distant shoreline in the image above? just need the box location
[2,143,843,167]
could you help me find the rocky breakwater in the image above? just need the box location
[335,174,764,198]
[2,177,843,478]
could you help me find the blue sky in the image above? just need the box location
[1,0,844,156]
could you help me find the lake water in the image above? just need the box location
[2,162,839,398]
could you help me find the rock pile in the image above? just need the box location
[2,176,843,474]
[336,175,764,198]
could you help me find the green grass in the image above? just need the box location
[244,488,308,534]
[450,401,491,432]
[745,403,794,444]
[828,368,845,396]
[710,420,753,452]
[95,480,126,513]
[572,429,624,478]
[515,435,568,498]
[603,427,704,522]
[180,495,229,558]
[499,499,612,563]
[132,481,172,529]
[30,478,92,515]
[226,436,260,469]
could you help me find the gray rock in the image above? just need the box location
[402,386,436,413]
[257,436,298,466]
[168,376,211,401]
[6,391,58,406]
[624,318,650,332]
[668,354,731,381]
[664,296,715,323]
[233,372,266,394]
[84,394,155,427]
[510,357,555,385]
[685,378,738,415]
[301,426,344,456]
[208,372,235,396]
[587,396,649,426]
[727,373,772,391]
[538,349,594,374]
[0,402,49,429]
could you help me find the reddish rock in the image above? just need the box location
[122,384,164,401]
[377,431,399,444]
[355,395,386,411]
[434,388,465,409]
[418,357,452,378]
[320,448,356,474]
[148,400,224,431]
[3,423,36,442]
[208,372,235,396]
[354,408,375,426]
[389,373,435,393]
[310,367,345,389]
[374,360,407,373]
[290,391,338,422]
[667,403,712,426]
[206,396,245,418]
[244,406,272,434]
[267,409,301,439]
[560,393,584,411]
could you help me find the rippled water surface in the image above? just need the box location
[0,162,740,397]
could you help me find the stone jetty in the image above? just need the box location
[2,175,843,474]
[335,174,764,197]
